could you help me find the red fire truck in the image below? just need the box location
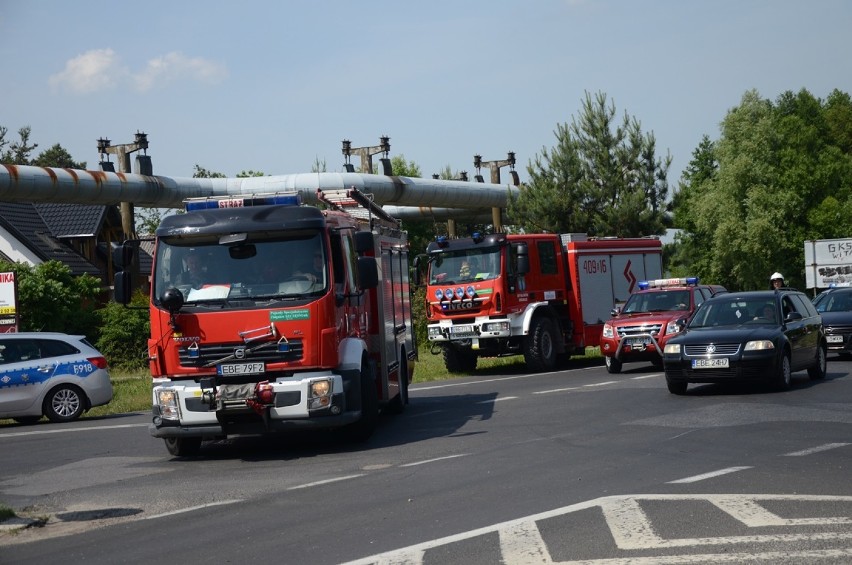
[114,189,415,456]
[419,233,662,372]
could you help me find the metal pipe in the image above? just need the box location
[0,165,519,211]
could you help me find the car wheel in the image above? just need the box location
[808,345,827,381]
[605,355,622,374]
[774,352,792,391]
[43,384,86,422]
[164,437,202,457]
[666,379,687,395]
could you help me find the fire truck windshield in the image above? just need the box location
[429,248,500,284]
[153,231,327,304]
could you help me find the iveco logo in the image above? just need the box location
[235,348,246,359]
[706,344,716,354]
[443,302,476,311]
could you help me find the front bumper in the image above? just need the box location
[663,349,779,383]
[600,332,665,361]
[149,372,353,438]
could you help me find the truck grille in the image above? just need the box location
[179,339,304,367]
[617,323,662,337]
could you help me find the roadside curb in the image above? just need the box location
[0,515,41,532]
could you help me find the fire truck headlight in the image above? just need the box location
[428,326,443,338]
[156,388,180,420]
[602,323,614,339]
[308,378,332,409]
[482,321,509,333]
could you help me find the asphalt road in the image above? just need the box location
[2,356,851,564]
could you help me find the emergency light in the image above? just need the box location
[184,192,302,212]
[637,277,699,290]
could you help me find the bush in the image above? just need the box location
[96,291,150,371]
[0,260,101,341]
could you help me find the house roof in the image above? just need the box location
[35,203,109,238]
[0,202,102,277]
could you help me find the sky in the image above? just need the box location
[1,0,850,190]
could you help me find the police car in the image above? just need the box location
[0,333,113,424]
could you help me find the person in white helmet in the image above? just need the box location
[770,272,785,290]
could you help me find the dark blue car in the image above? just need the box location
[662,290,827,394]
[812,286,852,358]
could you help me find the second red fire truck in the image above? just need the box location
[420,233,663,373]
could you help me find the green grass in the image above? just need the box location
[1,347,604,425]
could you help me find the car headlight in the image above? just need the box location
[482,321,509,333]
[602,323,614,339]
[308,378,333,409]
[664,343,681,354]
[665,320,681,335]
[744,340,775,351]
[156,388,180,420]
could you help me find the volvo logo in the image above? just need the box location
[706,344,716,354]
[235,347,246,359]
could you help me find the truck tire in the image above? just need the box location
[524,316,557,372]
[164,437,201,457]
[443,345,477,373]
[387,352,409,414]
[605,355,622,374]
[343,358,378,442]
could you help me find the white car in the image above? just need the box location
[0,333,113,424]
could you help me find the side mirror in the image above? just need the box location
[353,231,374,254]
[112,242,136,271]
[516,243,529,275]
[610,306,622,317]
[357,256,378,289]
[113,271,133,305]
[785,311,803,322]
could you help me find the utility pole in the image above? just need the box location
[473,152,520,233]
[97,132,151,240]
[342,136,392,175]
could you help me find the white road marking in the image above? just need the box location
[0,422,148,438]
[340,494,852,565]
[287,474,365,490]
[477,396,517,404]
[400,454,469,467]
[584,381,618,387]
[631,373,662,380]
[667,466,752,483]
[534,386,581,394]
[142,499,242,520]
[412,366,599,392]
[784,442,851,456]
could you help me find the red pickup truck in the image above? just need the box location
[600,277,726,373]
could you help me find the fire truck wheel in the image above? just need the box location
[605,355,622,374]
[388,353,409,414]
[344,359,379,442]
[164,437,201,457]
[523,317,557,372]
[443,346,477,374]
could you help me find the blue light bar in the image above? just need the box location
[435,236,449,248]
[184,192,302,212]
[637,281,650,290]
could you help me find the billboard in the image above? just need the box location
[0,271,18,332]
[804,238,852,289]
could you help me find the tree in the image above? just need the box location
[31,143,86,169]
[670,88,852,290]
[0,260,101,339]
[0,125,39,164]
[509,91,671,237]
[192,164,226,178]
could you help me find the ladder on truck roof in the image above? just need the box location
[317,187,402,234]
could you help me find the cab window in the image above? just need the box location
[536,241,557,275]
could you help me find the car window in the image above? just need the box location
[790,294,818,319]
[36,339,79,358]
